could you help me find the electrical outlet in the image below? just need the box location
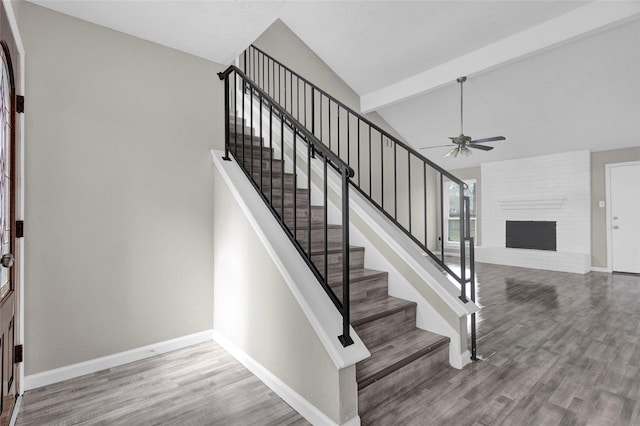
[599,201,605,208]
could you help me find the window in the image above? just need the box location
[445,179,477,244]
[0,46,11,299]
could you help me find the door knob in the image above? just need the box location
[613,225,619,230]
[0,253,13,268]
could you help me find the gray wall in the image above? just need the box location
[15,2,223,375]
[591,147,640,269]
[212,165,356,424]
[253,19,403,142]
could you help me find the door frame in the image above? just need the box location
[605,160,640,273]
[2,0,24,402]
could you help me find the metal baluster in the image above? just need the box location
[328,101,332,150]
[459,191,467,302]
[347,112,350,166]
[250,86,254,179]
[311,90,315,137]
[242,79,246,168]
[408,151,412,234]
[469,236,477,361]
[297,77,300,121]
[222,73,230,160]
[357,118,361,185]
[337,105,340,158]
[233,73,238,159]
[368,127,372,197]
[323,157,328,284]
[280,116,285,218]
[440,173,444,263]
[393,141,397,220]
[424,162,428,246]
[339,166,354,347]
[381,133,384,208]
[269,104,273,205]
[307,142,312,258]
[259,96,263,192]
[293,130,297,242]
[320,96,323,141]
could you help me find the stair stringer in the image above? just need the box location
[245,99,479,369]
[211,149,369,426]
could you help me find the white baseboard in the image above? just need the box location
[590,266,611,273]
[9,395,21,426]
[212,330,358,426]
[23,330,214,391]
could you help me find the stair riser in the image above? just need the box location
[311,248,365,276]
[355,305,417,348]
[358,343,449,414]
[241,159,283,174]
[266,191,311,208]
[282,206,324,223]
[331,274,388,306]
[284,216,325,229]
[255,177,296,191]
[229,133,264,146]
[230,123,260,134]
[234,146,273,159]
[296,227,342,245]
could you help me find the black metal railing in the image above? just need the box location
[218,65,355,347]
[241,45,477,360]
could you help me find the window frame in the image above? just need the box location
[444,178,477,247]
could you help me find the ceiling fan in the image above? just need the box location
[420,76,506,157]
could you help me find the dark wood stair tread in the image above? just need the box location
[350,295,414,326]
[356,328,450,389]
[308,245,364,256]
[295,223,341,230]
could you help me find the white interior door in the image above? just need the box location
[610,163,640,274]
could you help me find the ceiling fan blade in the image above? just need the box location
[469,144,494,151]
[420,144,453,150]
[470,136,506,144]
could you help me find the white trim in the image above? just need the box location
[605,160,640,274]
[23,330,214,391]
[9,395,21,426]
[590,266,611,273]
[2,0,26,397]
[212,330,358,426]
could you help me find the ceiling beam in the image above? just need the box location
[360,1,640,114]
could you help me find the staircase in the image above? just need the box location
[230,117,450,422]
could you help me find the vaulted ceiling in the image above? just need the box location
[28,1,640,170]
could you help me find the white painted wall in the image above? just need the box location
[478,150,591,273]
[212,155,362,425]
[15,2,221,375]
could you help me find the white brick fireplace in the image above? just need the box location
[476,150,591,273]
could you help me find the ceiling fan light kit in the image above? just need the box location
[420,76,506,157]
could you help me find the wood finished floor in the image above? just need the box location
[16,342,309,426]
[362,264,640,425]
[16,263,640,425]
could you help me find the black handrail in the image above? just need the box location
[242,45,478,359]
[218,65,355,347]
